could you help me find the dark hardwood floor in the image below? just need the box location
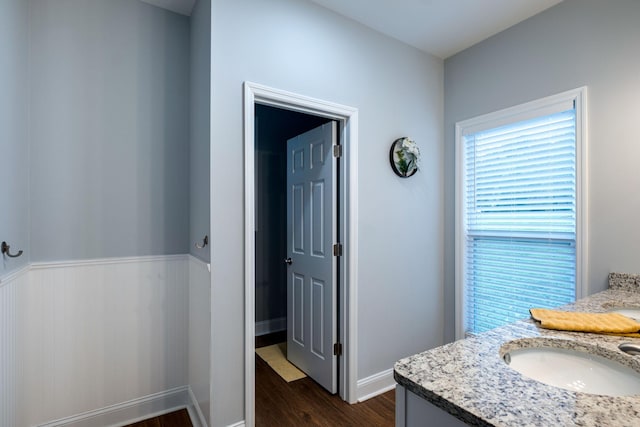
[126,332,396,427]
[256,332,395,427]
[124,408,192,427]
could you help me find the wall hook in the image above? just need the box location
[195,235,208,249]
[1,241,23,258]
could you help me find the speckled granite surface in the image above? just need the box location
[394,279,640,427]
[609,272,640,292]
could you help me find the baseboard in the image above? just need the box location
[356,368,396,402]
[38,386,191,427]
[255,316,286,336]
[226,421,246,427]
[186,386,208,427]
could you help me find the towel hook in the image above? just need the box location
[1,241,23,258]
[195,235,208,249]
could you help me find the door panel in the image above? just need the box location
[292,184,305,254]
[311,278,325,358]
[311,180,325,257]
[286,122,337,394]
[292,273,305,346]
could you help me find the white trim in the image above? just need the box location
[189,254,212,275]
[575,88,589,299]
[30,254,188,270]
[0,263,30,287]
[454,87,588,340]
[255,317,286,336]
[1,255,198,286]
[38,386,191,427]
[344,110,359,405]
[356,369,396,402]
[454,119,465,341]
[1,255,191,281]
[187,387,208,427]
[457,92,576,136]
[244,82,359,427]
[226,422,246,427]
[244,83,257,427]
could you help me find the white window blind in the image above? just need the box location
[461,107,577,335]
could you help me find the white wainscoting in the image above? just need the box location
[0,255,194,426]
[0,265,30,427]
[188,256,211,427]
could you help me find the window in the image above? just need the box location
[455,88,586,338]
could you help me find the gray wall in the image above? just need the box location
[444,0,640,343]
[190,0,211,262]
[210,0,444,424]
[0,0,29,274]
[29,0,190,262]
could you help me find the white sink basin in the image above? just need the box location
[503,342,640,396]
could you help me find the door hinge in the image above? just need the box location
[333,243,343,257]
[333,144,342,158]
[333,342,343,356]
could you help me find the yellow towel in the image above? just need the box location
[530,308,640,337]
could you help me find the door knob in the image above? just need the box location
[284,257,293,265]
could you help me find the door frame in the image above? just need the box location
[243,81,359,426]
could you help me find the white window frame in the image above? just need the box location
[454,87,588,340]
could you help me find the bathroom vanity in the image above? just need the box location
[394,273,640,427]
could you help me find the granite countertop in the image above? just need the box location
[394,273,640,427]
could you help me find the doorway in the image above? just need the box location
[254,105,335,393]
[244,82,360,427]
[254,104,331,342]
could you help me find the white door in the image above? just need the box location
[286,121,337,394]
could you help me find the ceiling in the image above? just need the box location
[309,0,563,58]
[141,0,563,58]
[140,0,196,16]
